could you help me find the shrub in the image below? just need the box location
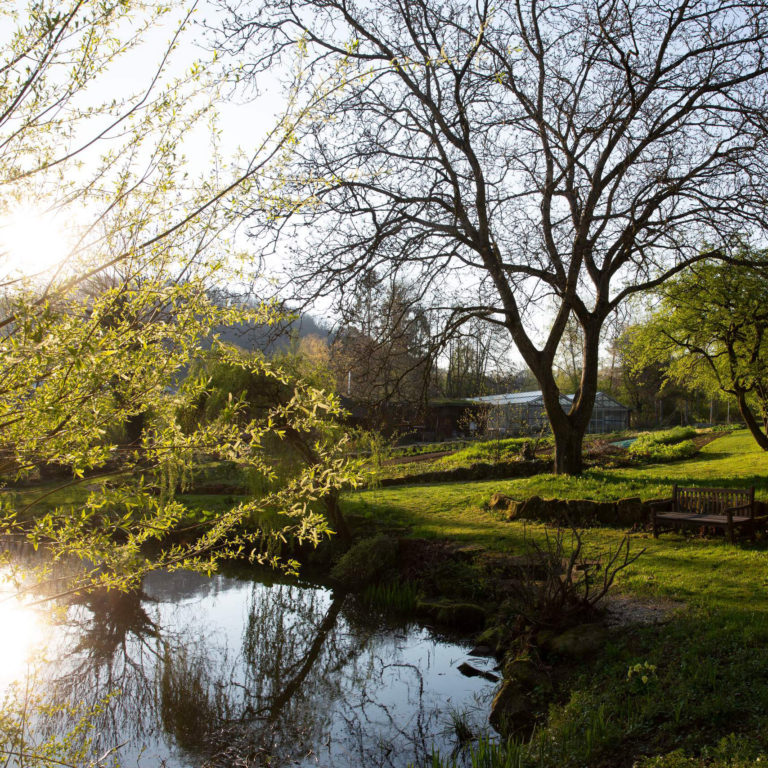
[632,426,696,449]
[630,438,698,463]
[629,427,698,463]
[330,534,399,587]
[505,526,644,628]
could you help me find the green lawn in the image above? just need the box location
[344,429,768,767]
[360,430,768,516]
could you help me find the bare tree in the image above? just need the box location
[220,0,768,473]
[330,274,434,409]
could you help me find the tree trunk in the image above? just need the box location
[553,426,585,475]
[539,377,591,475]
[736,391,768,450]
[529,319,600,476]
[325,489,351,542]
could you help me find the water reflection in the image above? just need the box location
[0,573,49,689]
[2,564,495,767]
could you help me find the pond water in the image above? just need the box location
[2,566,498,767]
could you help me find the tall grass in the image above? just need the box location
[361,580,418,613]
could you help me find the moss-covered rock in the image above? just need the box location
[502,657,552,693]
[538,623,608,658]
[489,680,532,732]
[416,599,486,630]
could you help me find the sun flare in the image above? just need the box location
[0,593,46,687]
[0,203,75,280]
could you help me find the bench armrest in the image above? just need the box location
[724,503,752,515]
[647,498,674,511]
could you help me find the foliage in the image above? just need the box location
[360,579,418,613]
[329,534,399,586]
[506,527,643,628]
[635,256,768,450]
[628,428,699,462]
[0,684,122,768]
[0,0,360,602]
[633,427,698,447]
[425,737,526,768]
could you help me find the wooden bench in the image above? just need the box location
[651,485,761,543]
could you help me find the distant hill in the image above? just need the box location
[213,313,331,354]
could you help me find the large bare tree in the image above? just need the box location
[221,0,768,473]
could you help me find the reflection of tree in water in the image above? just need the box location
[40,587,166,751]
[160,583,358,767]
[18,573,490,768]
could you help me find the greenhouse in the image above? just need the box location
[470,390,630,435]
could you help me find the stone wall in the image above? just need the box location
[379,460,552,487]
[487,492,665,527]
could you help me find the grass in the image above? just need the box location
[438,437,553,467]
[344,429,768,767]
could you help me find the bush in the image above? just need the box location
[629,427,698,463]
[632,426,697,449]
[630,439,698,462]
[330,534,399,586]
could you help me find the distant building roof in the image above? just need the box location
[470,390,629,409]
[470,391,544,405]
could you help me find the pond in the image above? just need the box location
[1,565,498,767]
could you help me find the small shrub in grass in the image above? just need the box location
[631,426,697,450]
[330,534,399,587]
[630,438,698,462]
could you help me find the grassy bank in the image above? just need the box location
[343,430,768,767]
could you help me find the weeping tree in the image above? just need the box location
[220,0,768,473]
[0,0,359,600]
[634,254,768,450]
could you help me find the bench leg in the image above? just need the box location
[727,518,734,544]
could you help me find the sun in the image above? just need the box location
[0,203,75,280]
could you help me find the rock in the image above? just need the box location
[595,501,618,524]
[616,497,644,525]
[450,544,485,561]
[457,662,499,682]
[489,492,515,512]
[416,600,487,631]
[474,625,505,655]
[468,644,495,657]
[540,623,608,658]
[517,495,545,520]
[489,681,532,732]
[502,658,552,693]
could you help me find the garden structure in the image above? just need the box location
[470,391,630,436]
